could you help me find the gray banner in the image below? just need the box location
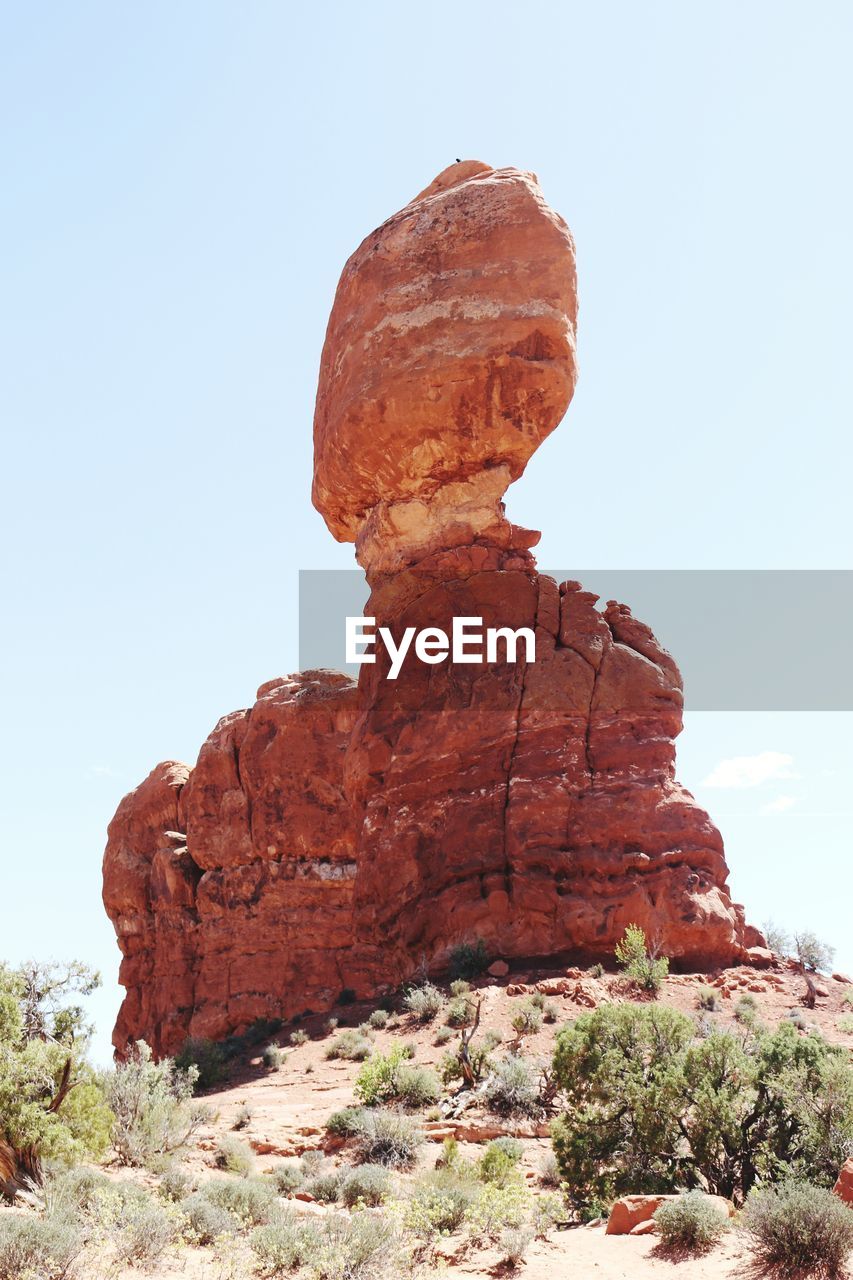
[298,569,853,711]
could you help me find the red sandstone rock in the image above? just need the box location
[834,1158,853,1206]
[487,960,509,978]
[312,161,578,571]
[103,163,760,1056]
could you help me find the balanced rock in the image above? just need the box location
[312,161,578,572]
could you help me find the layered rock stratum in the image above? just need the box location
[104,162,762,1056]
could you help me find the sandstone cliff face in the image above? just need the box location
[103,162,759,1057]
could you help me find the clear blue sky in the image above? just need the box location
[1,2,850,1064]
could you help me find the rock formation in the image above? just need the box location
[104,162,762,1057]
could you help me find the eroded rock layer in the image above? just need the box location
[103,161,759,1057]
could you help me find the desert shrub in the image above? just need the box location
[449,940,489,980]
[543,1001,559,1024]
[510,999,543,1035]
[500,1225,534,1267]
[353,1108,423,1168]
[842,992,853,1008]
[0,1212,81,1280]
[271,1161,305,1195]
[262,1043,284,1069]
[741,1180,853,1276]
[304,1168,342,1204]
[589,963,605,979]
[445,996,475,1028]
[531,1191,565,1235]
[214,1134,254,1177]
[654,1192,730,1252]
[538,1149,561,1187]
[102,1192,177,1267]
[482,1028,503,1050]
[696,984,719,1011]
[175,1037,228,1091]
[301,1150,325,1176]
[837,1015,853,1035]
[483,1055,541,1118]
[233,1102,253,1130]
[467,1181,530,1240]
[396,1064,441,1109]
[794,931,836,974]
[478,1138,523,1186]
[788,1008,810,1030]
[450,979,471,997]
[181,1191,238,1244]
[201,1175,276,1225]
[289,1029,309,1047]
[367,1009,390,1029]
[250,1210,316,1273]
[324,1016,339,1033]
[325,1106,368,1138]
[404,1169,478,1237]
[440,1036,494,1086]
[158,1161,197,1201]
[735,993,758,1023]
[403,983,443,1023]
[107,1040,209,1167]
[355,1046,439,1109]
[551,1002,853,1211]
[435,1025,455,1045]
[339,1163,392,1207]
[324,1029,373,1061]
[614,924,669,993]
[42,1165,109,1216]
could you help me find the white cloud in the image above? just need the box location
[761,795,797,815]
[701,751,795,789]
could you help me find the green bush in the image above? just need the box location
[445,996,475,1028]
[0,962,112,1180]
[262,1043,284,1069]
[353,1108,423,1168]
[107,1040,209,1167]
[735,994,758,1024]
[101,1192,177,1268]
[0,1211,81,1280]
[614,924,669,992]
[304,1168,341,1204]
[741,1180,853,1276]
[252,1210,397,1279]
[214,1134,254,1177]
[324,1029,373,1061]
[289,1029,309,1047]
[402,983,443,1023]
[367,1009,390,1029]
[271,1161,305,1195]
[354,1046,440,1109]
[449,940,489,980]
[180,1191,238,1243]
[42,1165,109,1216]
[404,1170,477,1237]
[158,1162,197,1201]
[837,1015,853,1035]
[654,1192,730,1252]
[450,979,471,997]
[200,1175,276,1225]
[538,1150,561,1188]
[249,1210,316,1272]
[510,999,543,1035]
[174,1037,228,1090]
[696,984,719,1012]
[339,1163,391,1207]
[551,1001,853,1211]
[466,1181,530,1240]
[325,1106,368,1139]
[483,1055,541,1118]
[435,1025,455,1045]
[478,1139,523,1186]
[589,963,605,979]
